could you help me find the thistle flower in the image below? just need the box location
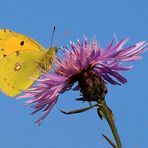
[20,36,147,125]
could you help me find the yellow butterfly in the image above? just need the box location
[0,29,57,97]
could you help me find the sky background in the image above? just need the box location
[0,0,148,148]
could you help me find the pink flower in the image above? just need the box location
[20,37,148,124]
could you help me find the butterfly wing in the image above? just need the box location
[0,29,47,97]
[0,50,45,96]
[0,29,45,60]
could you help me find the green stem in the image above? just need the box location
[101,133,117,148]
[97,99,122,148]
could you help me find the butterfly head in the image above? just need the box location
[40,47,57,71]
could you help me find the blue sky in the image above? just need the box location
[0,0,148,147]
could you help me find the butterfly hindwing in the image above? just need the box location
[0,50,45,96]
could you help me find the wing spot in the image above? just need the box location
[3,78,17,90]
[14,63,21,71]
[3,54,7,57]
[1,48,4,51]
[16,50,20,56]
[20,41,24,46]
[3,29,6,32]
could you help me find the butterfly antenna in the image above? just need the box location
[50,26,56,47]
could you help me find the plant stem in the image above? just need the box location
[97,99,122,148]
[101,133,117,148]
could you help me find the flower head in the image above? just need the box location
[20,36,147,124]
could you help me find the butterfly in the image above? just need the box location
[0,29,57,97]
